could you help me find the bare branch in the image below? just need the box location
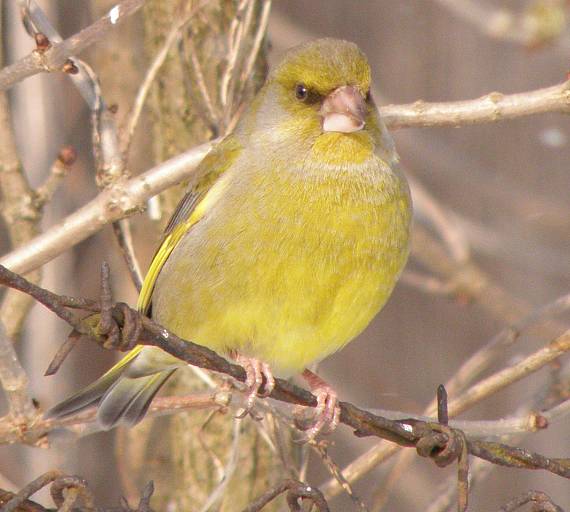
[322,292,570,499]
[0,73,567,277]
[0,142,211,275]
[34,146,76,208]
[381,80,570,129]
[0,0,147,92]
[0,321,36,423]
[0,24,42,339]
[0,391,228,445]
[448,329,570,417]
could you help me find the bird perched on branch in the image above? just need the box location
[46,38,412,439]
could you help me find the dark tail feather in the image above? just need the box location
[45,347,177,430]
[43,358,133,420]
[97,369,176,430]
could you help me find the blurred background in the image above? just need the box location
[0,1,569,511]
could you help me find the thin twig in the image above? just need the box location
[0,0,147,92]
[238,0,271,100]
[0,321,36,423]
[112,220,144,291]
[122,2,210,156]
[198,419,242,512]
[0,141,212,275]
[220,0,255,129]
[242,479,330,512]
[0,391,228,445]
[311,441,369,512]
[408,174,470,264]
[34,146,76,208]
[183,37,220,130]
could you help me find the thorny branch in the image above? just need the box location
[322,290,570,500]
[498,490,565,512]
[0,265,569,489]
[0,470,155,512]
[242,479,330,512]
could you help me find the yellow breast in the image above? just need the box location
[152,141,411,376]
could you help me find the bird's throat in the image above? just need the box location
[311,131,374,165]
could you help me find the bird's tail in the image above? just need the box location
[44,346,176,430]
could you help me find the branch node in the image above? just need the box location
[57,145,77,167]
[34,32,51,52]
[62,59,79,75]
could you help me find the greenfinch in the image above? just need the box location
[46,38,412,437]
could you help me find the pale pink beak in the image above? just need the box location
[320,85,367,133]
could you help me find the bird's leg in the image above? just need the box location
[233,353,275,418]
[297,368,341,441]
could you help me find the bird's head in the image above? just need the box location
[241,39,387,165]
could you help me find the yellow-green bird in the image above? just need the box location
[46,38,412,436]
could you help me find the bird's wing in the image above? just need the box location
[137,136,242,315]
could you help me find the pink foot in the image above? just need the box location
[297,369,341,441]
[234,354,275,418]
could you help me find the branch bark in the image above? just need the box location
[381,80,570,129]
[0,0,146,92]
[1,264,569,485]
[0,143,210,275]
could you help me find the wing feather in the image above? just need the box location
[137,136,242,315]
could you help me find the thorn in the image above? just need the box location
[437,384,448,426]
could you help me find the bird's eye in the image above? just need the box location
[295,83,309,101]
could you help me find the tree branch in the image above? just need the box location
[0,264,569,485]
[0,70,566,277]
[0,0,146,92]
[0,143,210,275]
[0,321,36,424]
[381,80,570,129]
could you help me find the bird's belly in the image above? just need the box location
[152,174,410,376]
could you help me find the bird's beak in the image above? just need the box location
[320,85,367,133]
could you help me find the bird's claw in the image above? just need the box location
[234,355,275,419]
[295,385,340,442]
